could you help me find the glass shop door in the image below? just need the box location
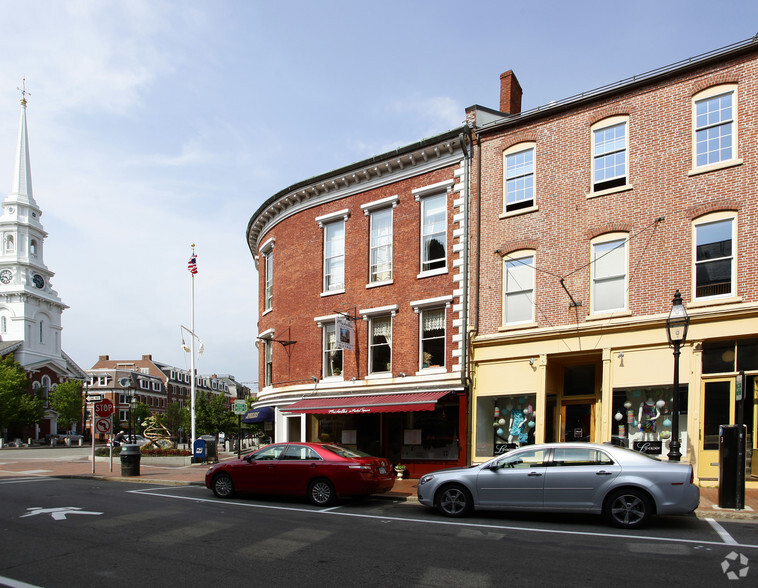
[698,379,734,479]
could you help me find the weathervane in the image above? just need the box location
[17,77,30,106]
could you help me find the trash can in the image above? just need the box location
[201,435,217,463]
[718,424,745,509]
[120,444,141,477]
[193,439,207,463]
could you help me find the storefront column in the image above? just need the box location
[689,341,703,465]
[601,348,612,442]
[535,354,546,444]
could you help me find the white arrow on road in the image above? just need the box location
[21,507,103,520]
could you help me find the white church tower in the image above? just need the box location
[0,87,85,437]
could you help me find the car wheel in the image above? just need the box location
[437,484,473,517]
[212,473,235,499]
[604,488,652,529]
[308,478,336,507]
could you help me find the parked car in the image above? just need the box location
[417,442,699,529]
[205,442,394,506]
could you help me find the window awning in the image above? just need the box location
[282,391,450,415]
[242,406,275,423]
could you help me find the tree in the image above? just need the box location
[49,380,83,433]
[0,354,43,437]
[164,401,187,438]
[195,393,236,437]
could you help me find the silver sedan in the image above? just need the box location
[417,443,699,529]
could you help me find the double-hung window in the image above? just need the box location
[694,86,736,169]
[591,236,627,314]
[592,117,628,192]
[264,338,273,387]
[694,214,735,299]
[420,308,445,369]
[503,252,535,325]
[420,193,447,272]
[369,316,392,374]
[323,321,343,377]
[264,250,273,311]
[324,220,345,292]
[369,207,392,283]
[504,144,535,213]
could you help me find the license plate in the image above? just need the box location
[378,466,386,475]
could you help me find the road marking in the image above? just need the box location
[129,487,758,551]
[20,507,103,521]
[0,574,43,588]
[705,518,739,545]
[0,477,57,485]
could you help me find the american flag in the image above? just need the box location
[188,254,198,274]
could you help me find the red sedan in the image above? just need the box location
[205,442,394,506]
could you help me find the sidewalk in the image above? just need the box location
[1,448,756,521]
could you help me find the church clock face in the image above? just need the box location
[0,270,11,284]
[32,273,44,289]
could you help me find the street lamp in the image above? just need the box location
[180,324,204,450]
[130,392,138,442]
[666,289,689,461]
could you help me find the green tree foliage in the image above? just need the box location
[164,401,187,438]
[49,380,83,432]
[195,393,236,437]
[0,355,43,434]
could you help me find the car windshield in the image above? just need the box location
[318,444,373,458]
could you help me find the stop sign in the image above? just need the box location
[94,399,114,418]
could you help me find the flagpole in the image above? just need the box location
[190,244,196,451]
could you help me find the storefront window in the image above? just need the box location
[611,386,688,456]
[400,404,459,461]
[703,338,758,374]
[476,395,537,457]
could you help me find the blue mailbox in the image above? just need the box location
[193,438,207,463]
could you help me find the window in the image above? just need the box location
[39,320,44,343]
[694,87,736,168]
[504,144,535,212]
[30,239,37,257]
[369,316,392,374]
[264,338,273,387]
[5,235,14,253]
[503,252,535,325]
[591,236,627,313]
[264,249,273,311]
[324,220,345,292]
[694,214,735,299]
[420,193,447,272]
[552,447,613,466]
[592,118,628,192]
[1,316,6,333]
[152,382,161,391]
[324,322,343,377]
[369,207,392,283]
[420,308,445,369]
[494,447,548,469]
[139,379,149,390]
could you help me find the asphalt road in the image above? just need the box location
[1,477,756,587]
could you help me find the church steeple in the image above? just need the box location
[9,80,37,209]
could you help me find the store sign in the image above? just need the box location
[495,443,519,455]
[633,441,663,455]
[336,317,353,350]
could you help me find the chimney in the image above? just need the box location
[99,355,109,361]
[500,70,523,115]
[142,354,152,361]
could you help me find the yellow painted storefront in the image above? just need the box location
[470,307,758,486]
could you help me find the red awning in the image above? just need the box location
[283,391,451,415]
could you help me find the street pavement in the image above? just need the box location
[1,445,756,521]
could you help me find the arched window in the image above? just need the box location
[39,320,44,343]
[5,235,14,253]
[1,316,6,333]
[30,239,37,257]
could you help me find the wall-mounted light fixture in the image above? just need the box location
[399,372,406,377]
[529,358,536,366]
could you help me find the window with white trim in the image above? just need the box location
[694,86,736,169]
[264,338,273,387]
[420,193,447,272]
[693,213,735,299]
[504,143,535,212]
[369,316,392,374]
[592,117,628,192]
[324,220,345,292]
[591,235,628,313]
[264,249,273,311]
[323,321,343,377]
[420,308,445,369]
[369,207,392,283]
[503,252,535,325]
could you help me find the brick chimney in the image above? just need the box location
[500,70,523,115]
[99,355,109,361]
[142,354,152,361]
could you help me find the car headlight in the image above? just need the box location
[419,474,434,486]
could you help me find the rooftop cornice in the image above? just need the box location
[247,127,468,262]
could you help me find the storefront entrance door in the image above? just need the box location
[698,379,734,479]
[561,401,594,442]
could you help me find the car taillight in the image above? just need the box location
[349,464,372,472]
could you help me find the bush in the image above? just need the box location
[95,446,191,457]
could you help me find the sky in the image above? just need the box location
[0,0,755,388]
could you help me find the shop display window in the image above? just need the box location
[612,386,688,456]
[400,404,459,461]
[476,395,537,457]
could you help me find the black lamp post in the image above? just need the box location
[666,289,689,461]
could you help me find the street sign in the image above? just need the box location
[233,400,247,415]
[95,418,111,434]
[85,394,103,402]
[94,399,114,418]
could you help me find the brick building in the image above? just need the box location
[247,128,471,477]
[467,38,758,483]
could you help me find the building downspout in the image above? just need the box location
[458,127,473,467]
